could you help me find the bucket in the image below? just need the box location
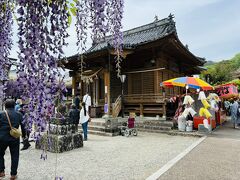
[178,115,186,131]
[186,120,193,132]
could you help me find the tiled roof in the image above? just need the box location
[86,14,176,54]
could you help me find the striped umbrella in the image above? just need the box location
[161,77,214,90]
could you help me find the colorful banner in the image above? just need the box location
[215,84,238,99]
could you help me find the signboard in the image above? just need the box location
[215,84,238,99]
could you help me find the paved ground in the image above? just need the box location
[158,120,240,180]
[1,132,199,180]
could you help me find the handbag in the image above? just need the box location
[5,110,22,139]
[88,117,91,122]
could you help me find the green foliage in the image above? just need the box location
[229,79,240,90]
[201,53,240,86]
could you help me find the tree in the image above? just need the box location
[201,53,240,85]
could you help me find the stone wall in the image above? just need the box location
[36,117,83,153]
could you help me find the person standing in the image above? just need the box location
[14,99,22,112]
[73,94,80,109]
[80,102,91,141]
[224,100,231,116]
[83,92,91,112]
[68,104,80,132]
[230,98,240,129]
[0,99,23,180]
[15,99,31,151]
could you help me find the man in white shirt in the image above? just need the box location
[82,93,91,112]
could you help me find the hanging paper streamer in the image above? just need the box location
[210,100,219,112]
[207,93,221,102]
[201,99,211,109]
[183,95,194,105]
[198,91,206,100]
[182,107,196,118]
[199,107,212,119]
[203,119,210,130]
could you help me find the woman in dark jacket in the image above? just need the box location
[68,104,80,131]
[0,99,23,180]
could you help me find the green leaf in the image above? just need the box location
[73,0,79,4]
[70,3,75,7]
[68,13,72,26]
[3,3,6,11]
[47,0,52,5]
[70,7,77,16]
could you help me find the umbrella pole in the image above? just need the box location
[185,85,189,95]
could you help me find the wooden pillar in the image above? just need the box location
[96,78,99,106]
[140,104,143,117]
[72,75,77,98]
[162,102,166,118]
[93,80,96,106]
[104,70,111,115]
[154,71,159,94]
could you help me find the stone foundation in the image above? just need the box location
[36,118,83,153]
[48,124,77,135]
[36,132,83,153]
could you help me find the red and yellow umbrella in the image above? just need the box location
[161,77,214,90]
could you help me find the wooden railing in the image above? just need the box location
[112,95,122,118]
[124,94,170,104]
[123,94,171,117]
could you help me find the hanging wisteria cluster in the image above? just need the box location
[108,0,124,76]
[75,0,124,77]
[16,0,68,133]
[1,0,124,133]
[0,0,13,100]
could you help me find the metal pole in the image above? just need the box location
[121,81,124,118]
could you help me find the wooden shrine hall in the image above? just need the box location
[61,14,205,119]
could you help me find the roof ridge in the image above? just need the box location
[100,17,173,43]
[123,17,170,36]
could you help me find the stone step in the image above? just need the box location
[135,123,173,128]
[89,121,106,126]
[79,130,118,137]
[88,125,106,132]
[135,124,172,130]
[136,121,173,126]
[137,128,170,134]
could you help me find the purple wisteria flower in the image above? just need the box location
[16,0,68,135]
[75,0,125,77]
[0,0,13,99]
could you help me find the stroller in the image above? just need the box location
[120,116,138,137]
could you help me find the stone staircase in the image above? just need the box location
[134,120,173,133]
[79,118,120,137]
[79,117,174,136]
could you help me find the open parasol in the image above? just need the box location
[161,76,214,90]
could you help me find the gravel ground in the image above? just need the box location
[2,132,199,180]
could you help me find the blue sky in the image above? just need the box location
[10,0,240,61]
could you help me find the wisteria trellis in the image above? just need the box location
[75,0,124,79]
[0,0,13,100]
[0,0,124,134]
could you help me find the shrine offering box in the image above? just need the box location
[193,116,216,129]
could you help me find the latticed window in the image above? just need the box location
[131,72,154,94]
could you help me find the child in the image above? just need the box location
[128,112,136,129]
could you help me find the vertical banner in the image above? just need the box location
[104,103,108,113]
